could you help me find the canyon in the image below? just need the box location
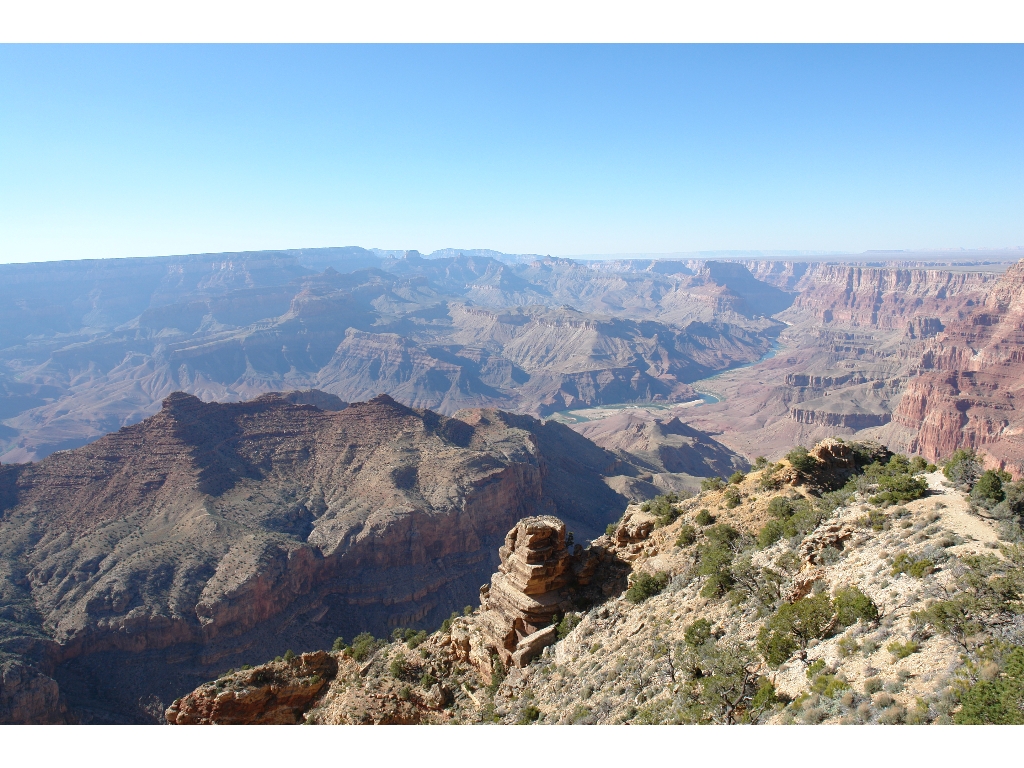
[3,246,1024,724]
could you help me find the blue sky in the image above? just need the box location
[1,44,1022,263]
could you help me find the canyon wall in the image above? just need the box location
[894,260,1024,472]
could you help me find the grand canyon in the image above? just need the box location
[2,247,1024,724]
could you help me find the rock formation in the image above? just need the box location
[166,651,337,725]
[476,517,574,669]
[0,392,639,723]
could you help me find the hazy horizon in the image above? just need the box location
[3,45,1023,264]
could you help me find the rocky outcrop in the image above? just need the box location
[166,651,337,725]
[477,517,575,669]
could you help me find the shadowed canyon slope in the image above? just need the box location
[0,391,650,723]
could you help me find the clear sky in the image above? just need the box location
[1,44,1022,263]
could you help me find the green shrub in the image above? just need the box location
[757,592,835,667]
[283,649,295,663]
[756,496,824,548]
[834,586,880,626]
[488,654,506,693]
[863,677,883,695]
[643,493,683,527]
[891,552,935,578]
[626,571,670,603]
[555,612,582,639]
[696,525,741,597]
[955,646,1024,724]
[786,446,819,473]
[420,672,437,688]
[753,456,768,470]
[757,519,787,549]
[887,640,920,660]
[695,509,715,526]
[729,471,746,485]
[675,524,697,547]
[349,632,380,662]
[767,496,794,518]
[972,469,1012,508]
[871,473,928,505]
[439,611,458,634]
[331,637,347,652]
[701,477,726,492]
[944,448,982,488]
[858,508,888,531]
[810,673,850,698]
[722,487,741,509]
[517,705,541,724]
[605,521,618,536]
[684,618,714,648]
[389,656,409,679]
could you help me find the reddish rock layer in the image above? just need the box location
[894,260,1024,473]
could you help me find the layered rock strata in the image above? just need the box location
[894,259,1024,472]
[477,517,574,669]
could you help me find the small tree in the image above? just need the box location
[944,448,982,488]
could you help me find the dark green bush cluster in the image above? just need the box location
[642,493,683,527]
[722,487,741,509]
[891,551,935,578]
[834,586,880,625]
[753,456,769,470]
[392,627,429,649]
[756,592,836,667]
[676,620,780,724]
[860,454,928,505]
[696,524,741,597]
[701,477,726,492]
[389,655,411,679]
[756,495,825,548]
[348,632,383,662]
[694,508,715,526]
[675,524,697,547]
[944,448,982,488]
[626,571,670,603]
[955,645,1024,724]
[554,612,582,639]
[786,446,819,473]
[729,471,746,485]
[517,704,541,724]
[972,469,1012,508]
